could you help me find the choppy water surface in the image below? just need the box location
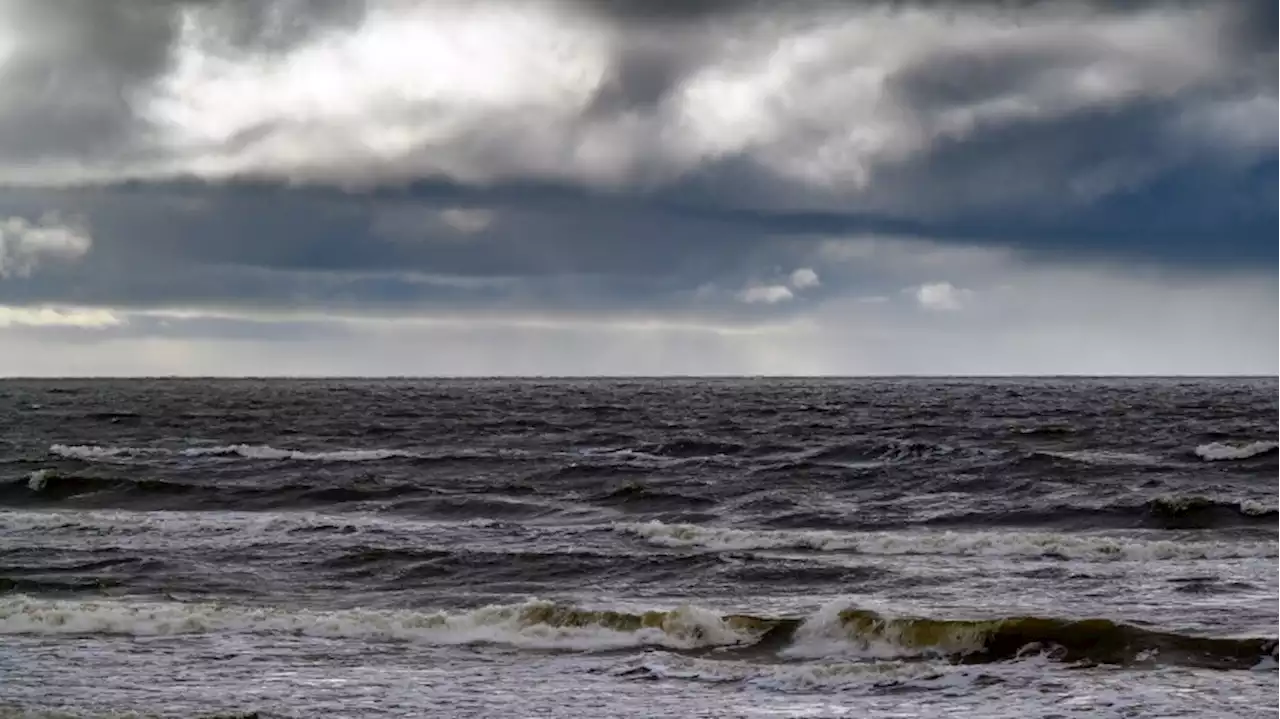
[1,378,1276,718]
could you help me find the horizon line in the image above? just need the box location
[0,374,1274,381]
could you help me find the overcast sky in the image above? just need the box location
[0,0,1274,376]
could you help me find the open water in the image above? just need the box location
[1,378,1276,718]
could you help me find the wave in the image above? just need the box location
[1145,495,1278,527]
[181,445,417,462]
[642,438,747,458]
[617,521,1278,560]
[25,469,54,492]
[10,470,443,508]
[808,438,974,465]
[0,709,265,719]
[0,508,509,546]
[1,596,1271,670]
[0,596,749,652]
[7,471,195,502]
[1023,449,1162,467]
[0,576,126,594]
[48,443,418,463]
[83,411,142,422]
[1014,425,1080,437]
[609,650,1059,692]
[48,444,150,461]
[925,496,1279,531]
[591,483,717,511]
[1194,441,1278,462]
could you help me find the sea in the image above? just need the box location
[1,377,1276,718]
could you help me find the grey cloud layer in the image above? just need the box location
[0,0,1274,375]
[0,183,834,319]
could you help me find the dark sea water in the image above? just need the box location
[1,378,1276,718]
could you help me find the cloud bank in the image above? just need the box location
[0,0,1273,375]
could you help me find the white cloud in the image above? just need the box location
[0,17,15,65]
[372,205,496,241]
[0,215,93,278]
[734,268,817,306]
[666,6,1236,198]
[138,3,624,186]
[0,306,122,328]
[738,284,794,304]
[1171,95,1280,158]
[914,282,970,311]
[789,267,820,289]
[438,208,495,234]
[0,2,1263,212]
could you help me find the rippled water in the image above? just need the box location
[1,378,1276,718]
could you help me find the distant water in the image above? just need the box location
[1,378,1276,718]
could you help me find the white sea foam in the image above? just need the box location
[617,521,1278,561]
[1194,441,1278,461]
[1038,449,1160,466]
[48,443,153,461]
[179,444,416,461]
[611,651,959,688]
[49,442,415,462]
[0,596,755,651]
[0,509,520,558]
[611,651,1071,698]
[1238,499,1276,516]
[778,598,984,661]
[26,469,53,491]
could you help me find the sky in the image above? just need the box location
[0,0,1275,376]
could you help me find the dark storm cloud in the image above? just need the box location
[576,0,753,22]
[586,32,704,115]
[1221,0,1279,53]
[0,1,175,162]
[184,0,367,53]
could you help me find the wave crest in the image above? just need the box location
[1194,441,1277,462]
[49,443,416,463]
[617,521,1278,560]
[0,596,752,652]
[1,596,1271,670]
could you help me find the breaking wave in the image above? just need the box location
[1146,495,1278,527]
[1193,441,1278,462]
[927,496,1279,530]
[49,443,417,463]
[617,521,1278,560]
[181,445,417,462]
[0,596,747,652]
[48,444,145,461]
[1025,449,1163,467]
[807,438,982,464]
[1,596,1271,670]
[8,472,455,508]
[9,470,195,501]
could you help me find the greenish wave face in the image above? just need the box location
[505,603,1276,670]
